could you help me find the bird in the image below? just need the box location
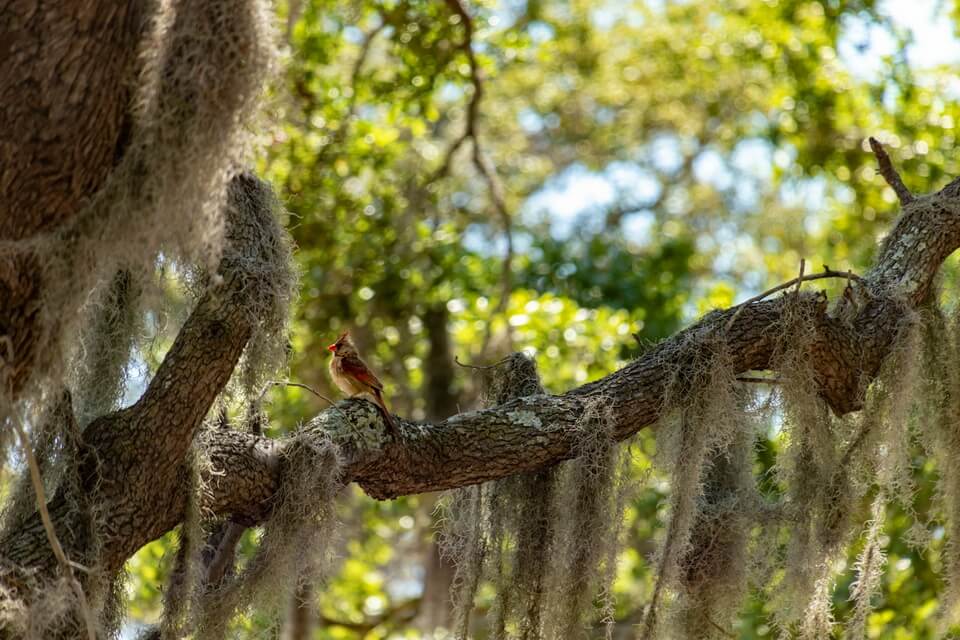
[327,331,399,437]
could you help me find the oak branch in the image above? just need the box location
[5,168,960,587]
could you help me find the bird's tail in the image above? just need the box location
[372,388,399,437]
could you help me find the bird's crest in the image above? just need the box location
[327,330,351,352]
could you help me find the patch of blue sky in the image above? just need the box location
[462,223,517,255]
[521,162,660,240]
[342,25,365,44]
[590,2,647,30]
[622,210,656,241]
[839,0,960,81]
[731,138,773,184]
[648,133,685,174]
[437,81,464,104]
[693,149,733,191]
[527,20,555,44]
[518,107,545,133]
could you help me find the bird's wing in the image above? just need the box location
[339,356,384,391]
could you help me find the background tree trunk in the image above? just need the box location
[416,305,459,634]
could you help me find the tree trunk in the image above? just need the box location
[416,305,460,634]
[1,0,148,397]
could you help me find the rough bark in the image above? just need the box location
[0,0,150,397]
[194,176,960,507]
[1,174,281,582]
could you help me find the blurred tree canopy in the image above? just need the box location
[88,0,960,637]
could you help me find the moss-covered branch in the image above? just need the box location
[195,174,960,515]
[0,174,290,586]
[5,153,960,635]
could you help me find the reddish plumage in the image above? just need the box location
[328,331,399,436]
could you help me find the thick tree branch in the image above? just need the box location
[7,153,960,627]
[195,171,960,512]
[195,293,809,504]
[1,174,288,580]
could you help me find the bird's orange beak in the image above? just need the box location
[327,343,337,352]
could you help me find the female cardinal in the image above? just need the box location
[328,331,399,436]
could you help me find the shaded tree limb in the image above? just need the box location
[5,160,960,632]
[1,173,286,583]
[0,0,151,397]
[194,171,960,508]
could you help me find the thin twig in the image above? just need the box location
[260,380,337,407]
[431,0,482,183]
[639,409,690,640]
[204,522,246,586]
[868,136,914,205]
[454,354,513,371]
[793,258,806,294]
[318,597,422,634]
[724,268,864,332]
[736,268,863,309]
[432,0,515,353]
[10,416,97,640]
[260,381,361,434]
[472,140,514,350]
[839,416,875,470]
[285,0,304,43]
[346,21,387,120]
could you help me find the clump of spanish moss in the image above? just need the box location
[0,573,91,640]
[765,293,855,636]
[71,269,145,429]
[670,409,758,639]
[196,434,342,638]
[763,291,927,638]
[216,173,298,399]
[6,0,275,408]
[154,172,297,636]
[441,353,630,639]
[915,304,960,625]
[833,315,924,639]
[441,354,558,639]
[158,447,210,639]
[639,335,753,640]
[0,393,79,537]
[0,391,120,639]
[541,399,630,639]
[846,493,887,639]
[443,484,487,638]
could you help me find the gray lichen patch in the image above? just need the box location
[308,400,390,454]
[507,410,541,428]
[446,410,482,425]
